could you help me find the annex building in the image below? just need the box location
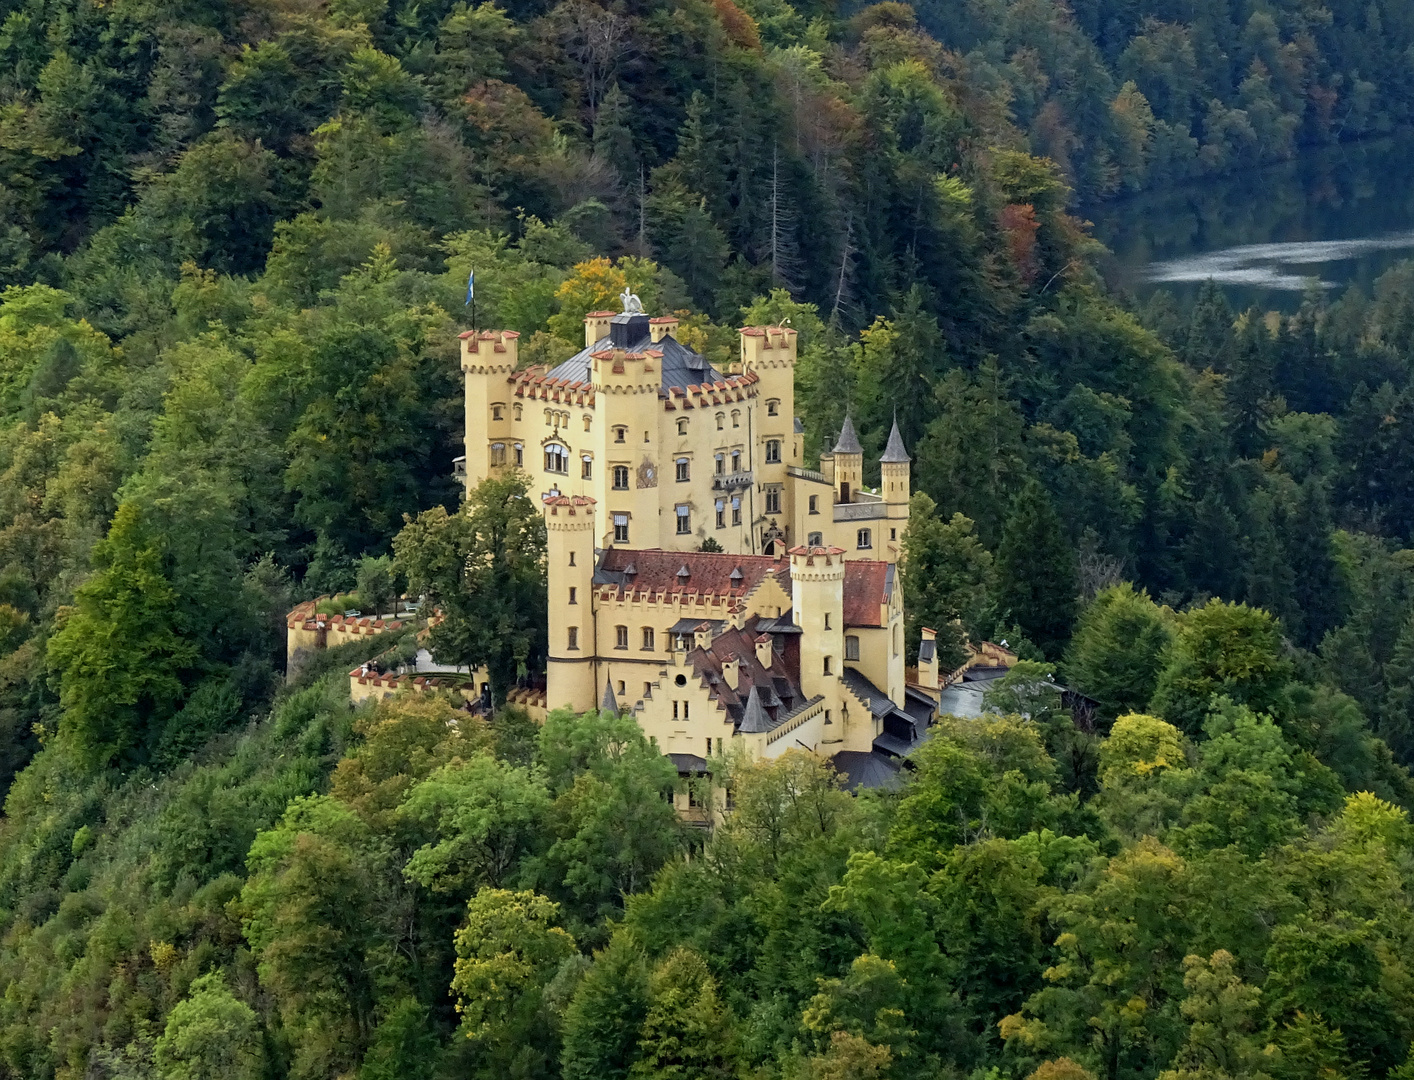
[461,295,939,786]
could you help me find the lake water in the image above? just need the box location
[1089,133,1414,311]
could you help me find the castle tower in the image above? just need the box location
[545,495,598,713]
[881,416,911,558]
[593,311,666,549]
[461,330,520,496]
[740,324,800,549]
[832,414,863,504]
[790,544,846,738]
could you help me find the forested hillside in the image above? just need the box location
[4,0,1414,1074]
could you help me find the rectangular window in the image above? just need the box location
[808,531,823,546]
[614,514,629,544]
[857,528,872,549]
[645,681,653,696]
[809,494,819,514]
[569,587,577,605]
[615,625,628,649]
[765,439,781,464]
[567,627,579,650]
[514,444,523,466]
[823,656,831,675]
[683,700,690,719]
[490,443,507,466]
[673,700,679,720]
[642,627,655,650]
[581,456,592,480]
[716,500,725,529]
[676,506,691,535]
[676,457,690,482]
[731,496,741,526]
[613,465,629,490]
[614,427,627,443]
[765,488,780,514]
[767,399,779,416]
[845,635,860,661]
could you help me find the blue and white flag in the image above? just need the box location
[464,267,475,306]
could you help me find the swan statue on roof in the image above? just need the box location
[620,287,644,315]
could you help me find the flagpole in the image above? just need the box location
[471,265,477,332]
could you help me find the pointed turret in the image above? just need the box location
[738,683,773,734]
[833,413,863,454]
[833,412,863,504]
[880,416,910,463]
[601,678,620,713]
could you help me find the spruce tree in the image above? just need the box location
[994,479,1079,659]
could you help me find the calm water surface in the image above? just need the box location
[1089,133,1414,310]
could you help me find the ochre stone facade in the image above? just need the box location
[462,302,931,784]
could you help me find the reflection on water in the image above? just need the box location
[1089,133,1414,310]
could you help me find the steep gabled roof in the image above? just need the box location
[545,330,723,394]
[595,548,786,597]
[842,560,891,627]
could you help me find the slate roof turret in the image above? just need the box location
[833,412,863,455]
[880,417,910,462]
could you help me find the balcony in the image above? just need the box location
[711,470,753,492]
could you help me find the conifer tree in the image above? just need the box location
[994,479,1079,658]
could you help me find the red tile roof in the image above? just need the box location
[596,548,787,597]
[843,560,890,628]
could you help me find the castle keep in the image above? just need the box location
[461,297,934,786]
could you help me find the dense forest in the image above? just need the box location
[4,0,1414,1074]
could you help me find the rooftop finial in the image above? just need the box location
[619,287,644,315]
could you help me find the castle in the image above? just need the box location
[459,295,937,787]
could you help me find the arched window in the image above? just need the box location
[715,413,724,430]
[581,454,593,479]
[513,443,523,466]
[544,443,568,474]
[731,450,741,473]
[715,499,725,528]
[767,398,779,416]
[845,635,860,661]
[675,457,690,482]
[731,410,740,428]
[808,531,823,546]
[583,415,592,432]
[677,418,689,435]
[613,465,630,490]
[765,439,781,463]
[513,404,522,420]
[714,452,725,475]
[490,442,506,466]
[491,403,504,420]
[731,496,741,526]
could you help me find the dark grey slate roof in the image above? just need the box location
[794,417,805,434]
[841,667,898,719]
[918,638,936,664]
[872,732,915,757]
[739,684,773,733]
[831,750,905,790]
[601,679,619,713]
[546,330,721,394]
[880,417,910,462]
[834,413,863,454]
[669,617,726,636]
[669,753,709,773]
